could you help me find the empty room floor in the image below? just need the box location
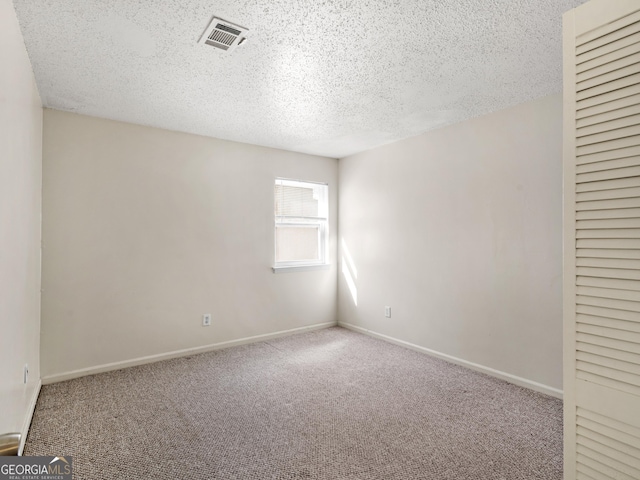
[25,327,562,479]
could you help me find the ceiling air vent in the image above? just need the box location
[199,17,248,52]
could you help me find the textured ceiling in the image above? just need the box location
[14,0,588,158]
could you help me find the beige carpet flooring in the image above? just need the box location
[25,327,562,479]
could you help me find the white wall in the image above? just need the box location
[41,110,338,380]
[0,0,42,444]
[338,94,563,392]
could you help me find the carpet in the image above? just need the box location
[25,327,562,479]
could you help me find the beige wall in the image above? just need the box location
[0,0,42,442]
[338,94,563,392]
[41,110,338,379]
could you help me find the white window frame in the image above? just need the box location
[273,178,329,273]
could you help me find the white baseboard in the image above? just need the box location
[19,379,41,456]
[42,322,336,385]
[339,322,563,399]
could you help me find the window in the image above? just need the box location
[274,178,328,270]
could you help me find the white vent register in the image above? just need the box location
[199,17,248,52]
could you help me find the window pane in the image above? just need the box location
[275,226,319,262]
[275,184,319,217]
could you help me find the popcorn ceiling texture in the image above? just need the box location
[25,328,562,480]
[13,0,587,158]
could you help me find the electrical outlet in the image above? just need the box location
[23,364,29,384]
[385,306,391,318]
[202,314,212,326]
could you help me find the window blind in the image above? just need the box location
[275,182,327,219]
[274,179,328,266]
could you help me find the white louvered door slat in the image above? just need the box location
[577,166,640,183]
[577,247,640,258]
[577,135,640,157]
[576,30,640,66]
[576,74,640,103]
[577,238,640,249]
[576,176,640,193]
[577,48,640,80]
[578,303,640,322]
[577,146,640,166]
[576,218,640,230]
[576,285,640,301]
[578,341,640,364]
[577,199,640,212]
[577,229,640,239]
[564,2,640,479]
[577,101,640,129]
[577,209,640,221]
[577,115,640,138]
[577,257,640,269]
[577,84,640,111]
[576,156,640,174]
[575,9,640,48]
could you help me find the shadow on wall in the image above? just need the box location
[341,238,358,306]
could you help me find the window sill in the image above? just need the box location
[272,264,331,274]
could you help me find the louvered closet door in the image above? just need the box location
[564,2,640,479]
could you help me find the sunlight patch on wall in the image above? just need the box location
[341,238,357,306]
[341,238,357,279]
